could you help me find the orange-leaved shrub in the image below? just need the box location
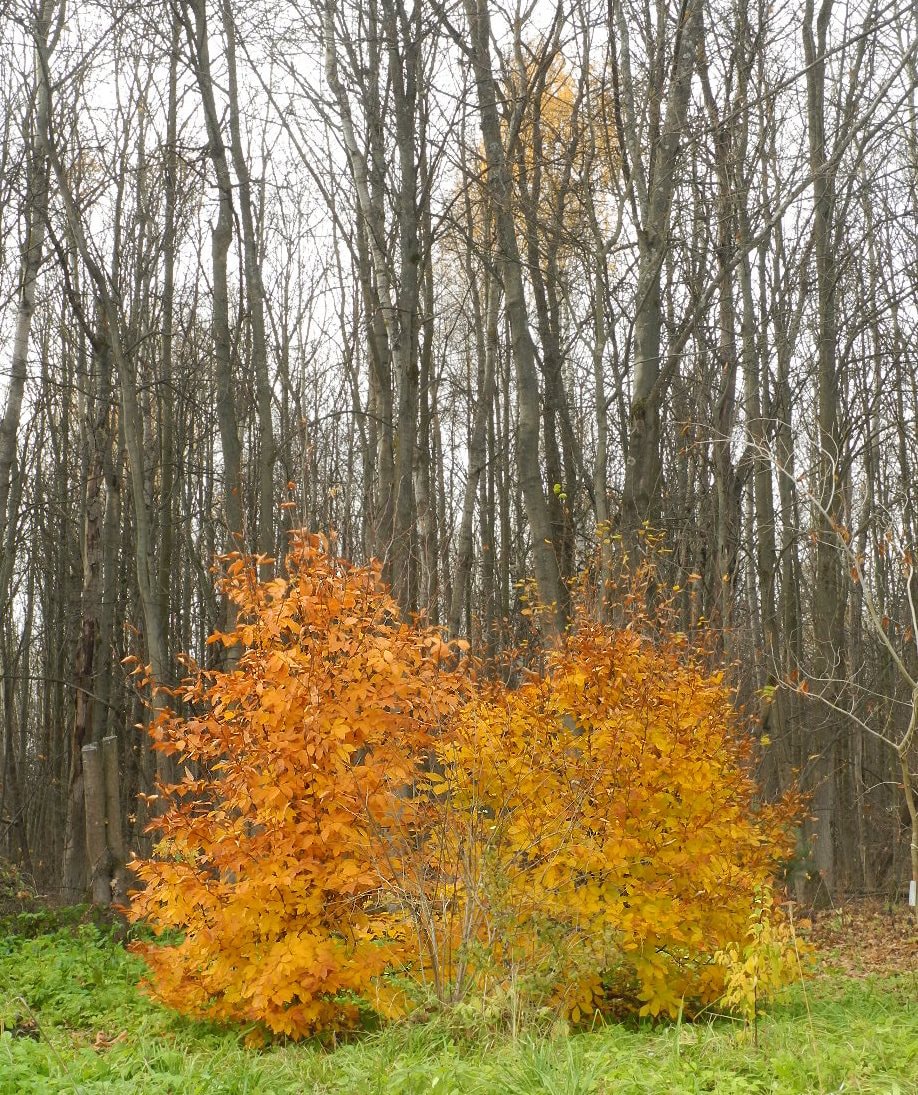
[129,534,799,1036]
[128,533,464,1037]
[404,626,800,1022]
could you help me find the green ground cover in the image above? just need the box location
[0,918,914,1094]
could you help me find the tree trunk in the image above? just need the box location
[462,0,564,637]
[82,742,111,907]
[180,0,244,548]
[62,335,110,901]
[804,0,846,899]
[0,0,57,616]
[616,0,701,539]
[223,1,275,567]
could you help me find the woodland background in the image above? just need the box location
[1,0,917,903]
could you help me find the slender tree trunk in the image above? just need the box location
[179,0,244,547]
[616,0,701,539]
[462,0,564,637]
[1,631,33,877]
[223,1,275,567]
[158,21,178,657]
[804,0,846,898]
[591,263,612,613]
[0,0,57,616]
[449,263,498,638]
[62,336,110,900]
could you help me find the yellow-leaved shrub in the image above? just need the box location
[402,626,800,1022]
[129,535,799,1037]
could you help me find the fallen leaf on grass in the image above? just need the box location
[92,1030,127,1051]
[2,1019,39,1041]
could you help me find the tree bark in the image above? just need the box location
[62,334,110,901]
[0,0,58,617]
[223,1,276,567]
[616,0,702,539]
[82,742,111,907]
[462,0,565,637]
[179,0,244,547]
[803,0,846,899]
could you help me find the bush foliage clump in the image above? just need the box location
[130,534,463,1036]
[421,627,799,1021]
[129,534,799,1038]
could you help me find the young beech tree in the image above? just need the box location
[129,533,465,1037]
[403,625,800,1021]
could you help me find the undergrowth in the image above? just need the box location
[0,920,915,1093]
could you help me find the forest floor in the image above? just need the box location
[0,886,914,1094]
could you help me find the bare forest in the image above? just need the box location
[1,0,917,908]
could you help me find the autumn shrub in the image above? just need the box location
[128,533,463,1038]
[129,534,799,1038]
[397,625,800,1023]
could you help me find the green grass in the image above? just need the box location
[0,922,915,1094]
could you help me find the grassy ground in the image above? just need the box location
[0,909,915,1094]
